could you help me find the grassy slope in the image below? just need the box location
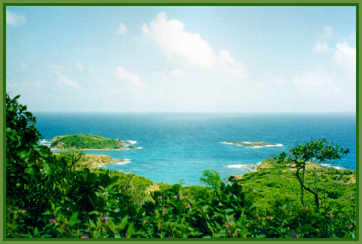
[234,159,356,214]
[82,156,356,214]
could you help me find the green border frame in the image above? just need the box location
[0,1,360,243]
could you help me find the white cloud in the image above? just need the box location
[115,66,144,87]
[332,41,356,75]
[271,76,286,86]
[218,50,247,79]
[292,39,355,112]
[55,71,80,89]
[294,40,355,95]
[6,10,26,27]
[313,41,330,53]
[143,12,247,79]
[142,12,216,69]
[313,26,333,53]
[142,23,149,33]
[167,68,184,77]
[75,62,84,72]
[322,26,333,39]
[292,67,340,95]
[116,23,127,35]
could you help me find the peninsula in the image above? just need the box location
[53,152,131,168]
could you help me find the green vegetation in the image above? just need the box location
[274,140,349,209]
[54,152,129,168]
[50,134,137,150]
[233,159,356,238]
[223,141,280,147]
[5,94,357,239]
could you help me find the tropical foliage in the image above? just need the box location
[5,94,357,239]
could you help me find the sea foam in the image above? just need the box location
[226,162,262,171]
[251,143,283,149]
[113,159,131,165]
[320,163,346,170]
[39,139,51,147]
[220,141,283,148]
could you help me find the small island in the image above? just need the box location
[49,134,141,150]
[221,141,283,148]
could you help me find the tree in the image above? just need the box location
[6,94,42,199]
[275,138,349,209]
[6,94,58,228]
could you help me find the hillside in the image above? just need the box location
[232,159,356,214]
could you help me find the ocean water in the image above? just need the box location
[35,113,356,186]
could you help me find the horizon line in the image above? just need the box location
[32,111,357,114]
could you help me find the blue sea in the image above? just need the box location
[35,113,356,186]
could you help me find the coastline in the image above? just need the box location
[92,158,131,168]
[220,141,283,148]
[231,159,355,184]
[51,147,141,151]
[55,152,131,169]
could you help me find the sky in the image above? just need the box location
[6,6,356,113]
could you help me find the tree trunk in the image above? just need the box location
[296,166,320,210]
[301,166,305,206]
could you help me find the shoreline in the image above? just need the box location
[51,147,142,151]
[231,159,355,183]
[55,152,131,169]
[41,134,141,151]
[220,141,283,148]
[92,158,131,168]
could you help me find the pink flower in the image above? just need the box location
[101,216,108,222]
[158,196,162,200]
[349,224,354,230]
[125,233,129,238]
[180,196,185,200]
[267,216,274,220]
[291,233,298,238]
[80,234,89,238]
[287,226,290,230]
[186,203,191,208]
[49,218,56,224]
[225,221,233,228]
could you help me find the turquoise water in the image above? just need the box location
[35,113,356,185]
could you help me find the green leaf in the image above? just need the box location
[119,216,129,230]
[225,208,234,214]
[127,222,135,237]
[24,167,35,176]
[33,227,39,236]
[88,210,100,216]
[69,212,80,226]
